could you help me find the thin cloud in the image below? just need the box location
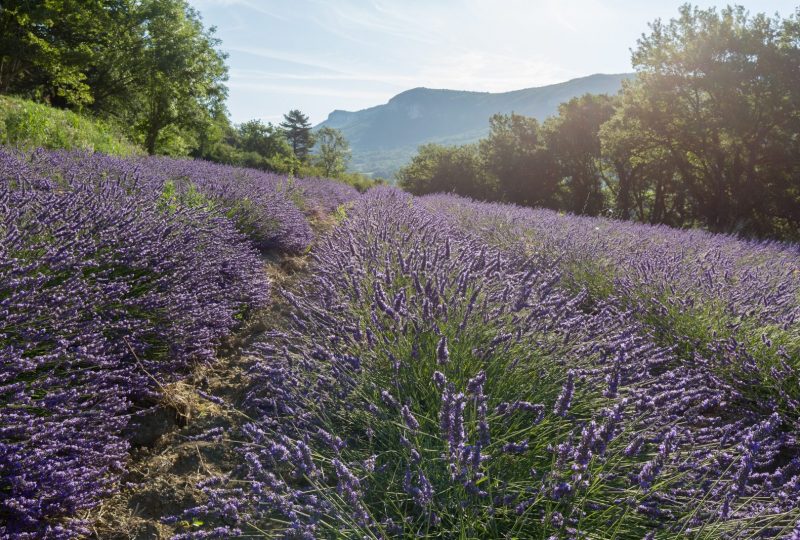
[227,80,391,100]
[415,51,578,92]
[230,67,415,86]
[191,0,291,20]
[227,46,348,75]
[309,0,439,45]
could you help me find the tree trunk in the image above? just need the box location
[145,125,160,155]
[614,161,633,220]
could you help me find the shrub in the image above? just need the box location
[176,189,799,538]
[0,148,268,537]
[0,96,141,156]
[23,150,316,254]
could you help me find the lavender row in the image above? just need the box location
[0,148,270,538]
[421,195,800,421]
[291,177,360,216]
[176,188,799,538]
[22,150,318,253]
[419,194,800,327]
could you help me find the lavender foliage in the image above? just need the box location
[0,147,271,538]
[5,146,799,538]
[176,187,800,538]
[292,177,360,216]
[24,149,316,253]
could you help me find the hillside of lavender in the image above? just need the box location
[2,150,800,539]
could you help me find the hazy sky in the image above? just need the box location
[188,0,798,125]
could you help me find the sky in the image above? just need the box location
[188,0,799,125]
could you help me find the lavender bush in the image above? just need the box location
[292,177,360,215]
[24,150,316,253]
[0,148,269,538]
[135,157,315,253]
[176,188,799,538]
[4,146,798,538]
[420,194,800,535]
[421,195,800,421]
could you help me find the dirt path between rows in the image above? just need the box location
[87,254,308,539]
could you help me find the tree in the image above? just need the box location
[280,109,314,160]
[479,113,555,206]
[0,0,228,157]
[237,119,298,173]
[238,120,291,158]
[600,90,691,225]
[0,0,139,107]
[312,127,351,177]
[135,0,228,155]
[397,143,492,199]
[608,4,800,236]
[543,94,615,216]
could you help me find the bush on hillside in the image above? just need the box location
[0,96,141,156]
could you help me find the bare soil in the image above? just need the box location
[86,256,305,539]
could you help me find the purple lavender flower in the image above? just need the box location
[381,390,399,409]
[437,335,450,365]
[401,404,420,431]
[0,148,273,536]
[554,370,576,417]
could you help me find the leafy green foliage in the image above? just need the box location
[0,95,141,155]
[134,0,228,155]
[544,94,615,216]
[398,143,492,199]
[602,4,800,238]
[196,116,301,174]
[313,126,351,177]
[0,0,135,107]
[480,113,554,206]
[399,102,612,209]
[0,0,228,158]
[280,109,314,161]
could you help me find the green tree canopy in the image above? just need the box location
[280,109,314,161]
[313,126,351,177]
[238,120,291,158]
[479,113,554,207]
[398,143,491,200]
[0,0,138,107]
[543,94,615,216]
[0,0,229,156]
[605,3,800,235]
[135,0,228,154]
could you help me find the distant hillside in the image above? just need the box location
[316,73,634,179]
[0,96,142,156]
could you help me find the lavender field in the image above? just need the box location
[2,151,799,539]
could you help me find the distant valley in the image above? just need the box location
[316,72,634,179]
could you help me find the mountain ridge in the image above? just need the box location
[316,72,635,179]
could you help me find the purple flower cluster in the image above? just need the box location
[132,157,316,253]
[420,194,799,374]
[292,177,360,216]
[420,193,800,531]
[0,148,272,538]
[7,143,796,538]
[176,187,800,537]
[23,150,317,253]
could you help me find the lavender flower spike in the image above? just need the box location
[437,335,450,365]
[553,370,576,417]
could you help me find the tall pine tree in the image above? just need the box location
[279,109,313,160]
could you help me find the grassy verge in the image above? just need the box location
[0,95,141,156]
